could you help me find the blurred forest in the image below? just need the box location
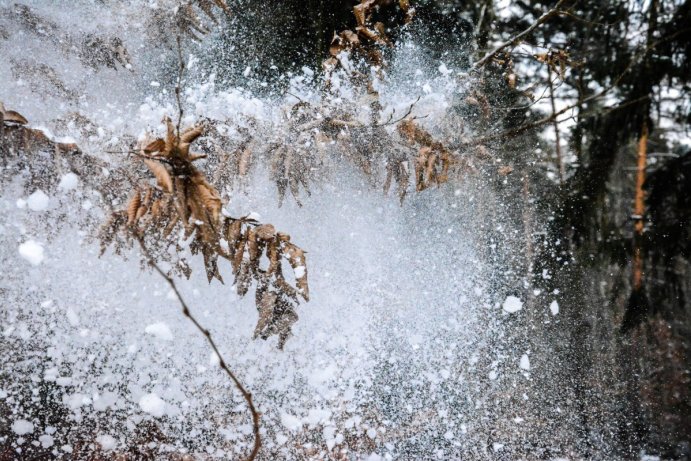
[1,0,690,459]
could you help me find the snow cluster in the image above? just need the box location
[145,322,174,341]
[502,295,523,313]
[18,240,45,266]
[139,393,167,418]
[27,190,50,211]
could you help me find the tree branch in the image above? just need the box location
[175,35,185,136]
[135,236,261,461]
[473,0,569,69]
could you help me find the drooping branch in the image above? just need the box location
[135,236,261,461]
[100,117,310,346]
[175,35,185,135]
[473,0,568,69]
[467,25,691,147]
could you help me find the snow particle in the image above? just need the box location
[549,300,560,316]
[144,322,173,341]
[280,412,303,431]
[18,240,45,266]
[139,393,166,417]
[520,354,531,371]
[39,434,54,449]
[11,419,34,435]
[58,173,79,191]
[65,308,80,327]
[95,434,117,450]
[27,190,50,211]
[502,295,523,313]
[438,63,452,75]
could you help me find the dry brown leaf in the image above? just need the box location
[2,110,28,125]
[144,138,165,154]
[354,0,378,27]
[143,159,173,193]
[100,118,309,348]
[284,243,309,301]
[126,191,141,227]
[238,147,252,176]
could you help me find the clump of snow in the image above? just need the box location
[438,62,452,75]
[27,190,50,211]
[95,434,118,450]
[139,393,166,417]
[280,412,303,431]
[549,300,560,316]
[18,240,44,266]
[502,295,523,313]
[58,173,79,191]
[323,426,337,450]
[65,308,80,327]
[63,393,91,409]
[38,434,54,449]
[144,322,173,341]
[11,419,34,435]
[520,354,531,371]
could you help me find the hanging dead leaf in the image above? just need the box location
[2,109,28,125]
[100,117,310,348]
[144,138,166,154]
[126,190,142,227]
[143,159,173,193]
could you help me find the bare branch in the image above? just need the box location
[175,35,185,136]
[135,236,261,461]
[376,96,422,126]
[473,0,568,69]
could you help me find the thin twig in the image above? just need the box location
[175,35,185,136]
[467,24,691,145]
[286,91,306,103]
[376,96,422,126]
[135,236,261,461]
[106,150,175,165]
[473,0,568,69]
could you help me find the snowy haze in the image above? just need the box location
[0,1,576,459]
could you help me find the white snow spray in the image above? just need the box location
[0,1,548,459]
